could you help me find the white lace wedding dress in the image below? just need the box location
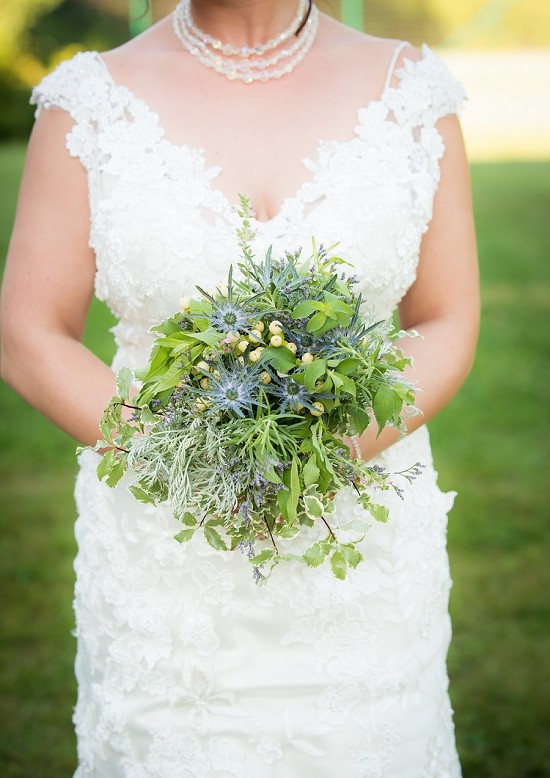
[32,42,465,777]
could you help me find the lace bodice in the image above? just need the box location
[32,44,464,370]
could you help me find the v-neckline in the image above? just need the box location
[90,51,406,227]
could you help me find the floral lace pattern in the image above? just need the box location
[33,43,464,776]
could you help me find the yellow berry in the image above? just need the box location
[301,352,315,364]
[199,377,210,389]
[196,360,210,373]
[310,401,325,416]
[270,334,283,347]
[260,371,272,384]
[195,400,207,412]
[286,342,297,354]
[254,321,265,333]
[225,332,239,345]
[268,320,283,336]
[237,340,249,353]
[248,329,263,344]
[237,356,245,365]
[179,295,191,311]
[248,349,261,362]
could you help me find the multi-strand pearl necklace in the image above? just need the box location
[172,0,319,83]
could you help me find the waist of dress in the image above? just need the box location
[109,340,433,472]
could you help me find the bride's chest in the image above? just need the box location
[87,109,444,326]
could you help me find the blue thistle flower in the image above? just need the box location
[189,355,267,418]
[208,296,257,333]
[264,376,335,414]
[192,266,270,335]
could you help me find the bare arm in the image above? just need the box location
[0,108,119,446]
[352,114,479,460]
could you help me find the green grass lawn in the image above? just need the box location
[1,142,549,776]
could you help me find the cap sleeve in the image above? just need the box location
[31,51,112,122]
[30,51,115,171]
[385,44,466,128]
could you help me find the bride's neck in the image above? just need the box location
[188,0,303,48]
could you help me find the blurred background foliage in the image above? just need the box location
[1,0,550,139]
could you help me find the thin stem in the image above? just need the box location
[113,401,142,411]
[321,515,337,542]
[264,516,279,554]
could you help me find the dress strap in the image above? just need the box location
[383,40,410,91]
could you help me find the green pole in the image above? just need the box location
[340,0,364,31]
[129,0,153,37]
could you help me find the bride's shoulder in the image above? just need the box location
[99,14,177,80]
[318,14,421,79]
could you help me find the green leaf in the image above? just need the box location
[335,373,356,398]
[174,528,196,543]
[303,455,320,488]
[287,457,300,523]
[262,345,297,373]
[303,493,324,519]
[330,549,348,580]
[306,310,328,333]
[96,449,115,482]
[276,524,300,539]
[250,548,276,566]
[204,525,228,551]
[341,544,363,569]
[291,300,324,319]
[116,367,134,400]
[181,512,197,527]
[140,406,158,425]
[330,370,343,388]
[370,503,390,523]
[188,298,211,315]
[154,362,184,393]
[303,541,330,568]
[349,406,371,436]
[322,293,354,323]
[334,357,362,375]
[128,484,156,504]
[277,484,289,517]
[189,328,222,346]
[304,359,327,392]
[150,317,184,335]
[373,384,399,433]
[313,315,340,336]
[105,456,126,488]
[263,464,282,484]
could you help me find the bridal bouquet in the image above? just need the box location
[89,196,421,581]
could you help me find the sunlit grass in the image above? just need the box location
[1,144,549,775]
[430,160,550,776]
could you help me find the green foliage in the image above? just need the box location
[0,0,128,140]
[89,196,419,581]
[344,0,550,48]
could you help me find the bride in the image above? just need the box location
[0,1,479,775]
